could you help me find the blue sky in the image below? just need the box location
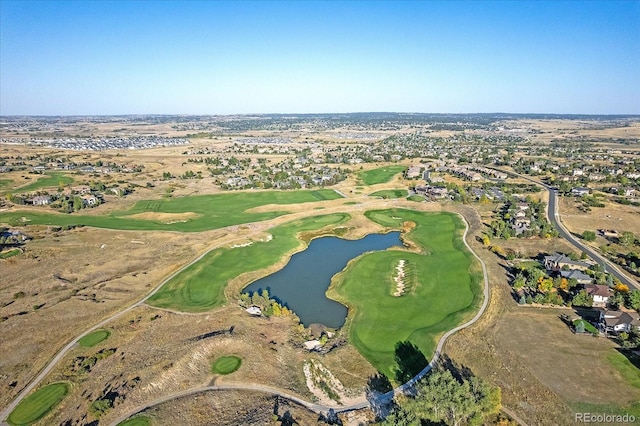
[1,1,638,115]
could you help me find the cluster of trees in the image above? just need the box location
[239,289,294,318]
[383,369,501,426]
[511,266,571,306]
[618,330,640,350]
[489,197,557,240]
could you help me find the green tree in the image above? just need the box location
[389,369,501,426]
[619,231,636,247]
[582,230,596,242]
[72,196,83,211]
[572,289,593,307]
[626,290,640,311]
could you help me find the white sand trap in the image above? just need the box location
[393,259,407,296]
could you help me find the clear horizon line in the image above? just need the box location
[1,111,640,118]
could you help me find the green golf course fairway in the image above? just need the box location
[7,382,69,426]
[329,209,482,381]
[78,329,111,348]
[0,189,343,232]
[15,172,74,193]
[358,166,407,185]
[147,213,350,312]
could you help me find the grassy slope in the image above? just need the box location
[0,189,343,232]
[7,383,69,426]
[330,209,482,380]
[146,213,350,312]
[358,166,407,185]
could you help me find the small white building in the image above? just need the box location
[245,306,261,316]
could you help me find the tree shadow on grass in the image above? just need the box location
[394,340,428,384]
[436,354,474,382]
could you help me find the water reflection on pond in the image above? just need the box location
[244,231,402,328]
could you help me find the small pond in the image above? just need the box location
[244,231,402,328]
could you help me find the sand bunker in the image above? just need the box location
[393,259,407,296]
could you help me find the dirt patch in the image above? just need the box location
[126,211,202,223]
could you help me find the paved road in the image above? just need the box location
[495,168,639,290]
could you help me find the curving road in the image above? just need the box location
[493,167,639,290]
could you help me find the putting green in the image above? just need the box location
[7,382,69,426]
[329,209,482,381]
[211,356,242,374]
[358,166,407,185]
[0,189,343,232]
[147,213,350,312]
[78,329,111,348]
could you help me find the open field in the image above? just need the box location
[369,189,408,199]
[0,189,343,232]
[559,195,640,238]
[330,209,482,381]
[7,382,69,426]
[146,213,350,311]
[78,329,111,348]
[358,165,407,185]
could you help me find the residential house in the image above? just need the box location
[81,194,98,206]
[571,187,590,197]
[544,253,590,272]
[512,218,531,235]
[559,269,593,285]
[31,195,51,206]
[584,284,612,307]
[599,309,640,333]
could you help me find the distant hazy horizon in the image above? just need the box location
[1,1,638,116]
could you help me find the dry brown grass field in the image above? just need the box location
[559,196,640,238]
